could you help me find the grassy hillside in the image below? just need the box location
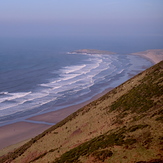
[1,61,163,163]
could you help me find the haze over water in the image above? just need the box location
[0,38,154,126]
[0,1,163,126]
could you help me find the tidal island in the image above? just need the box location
[68,49,116,55]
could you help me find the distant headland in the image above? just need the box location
[131,49,163,64]
[68,49,163,64]
[68,49,116,55]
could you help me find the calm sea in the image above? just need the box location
[0,36,158,126]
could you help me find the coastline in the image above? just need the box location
[0,122,50,154]
[68,49,116,55]
[27,87,113,123]
[131,49,163,64]
[0,49,162,155]
[0,87,113,153]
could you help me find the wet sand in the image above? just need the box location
[0,122,50,152]
[27,87,112,123]
[0,87,113,152]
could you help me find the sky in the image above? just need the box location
[0,0,163,38]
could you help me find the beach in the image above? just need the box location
[0,122,50,152]
[0,87,112,154]
[132,49,163,64]
[0,50,162,156]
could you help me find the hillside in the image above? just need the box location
[1,61,163,163]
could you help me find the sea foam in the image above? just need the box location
[0,53,153,125]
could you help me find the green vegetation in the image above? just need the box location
[29,61,163,162]
[110,62,163,114]
[54,126,138,163]
[53,122,156,163]
[155,116,163,123]
[135,159,163,163]
[127,124,149,132]
[92,149,113,161]
[29,148,58,163]
[1,61,163,163]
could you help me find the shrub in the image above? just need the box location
[127,124,149,132]
[92,149,113,161]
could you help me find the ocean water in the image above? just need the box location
[0,37,154,126]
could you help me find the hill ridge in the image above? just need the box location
[1,61,163,163]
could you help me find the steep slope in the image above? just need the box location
[1,61,163,163]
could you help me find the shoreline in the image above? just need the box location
[0,49,162,155]
[0,87,113,153]
[131,49,163,64]
[0,122,50,154]
[27,87,113,123]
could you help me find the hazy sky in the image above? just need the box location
[0,0,163,38]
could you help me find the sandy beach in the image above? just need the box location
[0,49,162,155]
[0,122,50,155]
[0,87,113,154]
[132,49,163,64]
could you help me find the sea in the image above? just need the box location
[0,36,160,126]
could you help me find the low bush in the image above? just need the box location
[127,124,149,132]
[92,149,113,161]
